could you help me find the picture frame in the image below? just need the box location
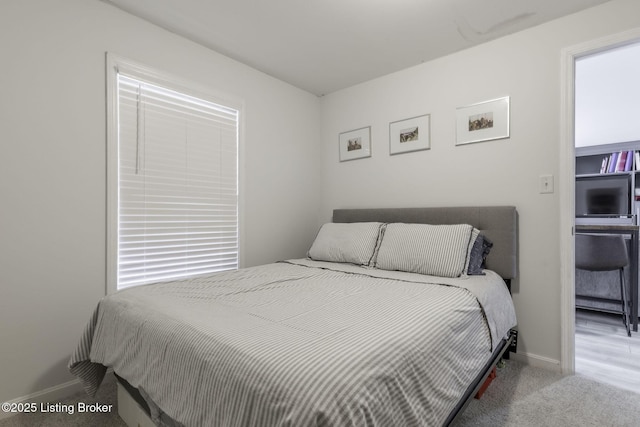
[456,96,510,146]
[389,114,430,155]
[339,126,371,162]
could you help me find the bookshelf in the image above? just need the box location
[576,140,640,218]
[576,141,640,172]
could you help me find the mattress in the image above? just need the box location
[69,259,516,426]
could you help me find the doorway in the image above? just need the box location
[560,30,640,386]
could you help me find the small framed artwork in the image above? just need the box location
[339,126,371,162]
[389,114,430,155]
[456,96,510,146]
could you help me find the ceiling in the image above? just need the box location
[103,0,611,96]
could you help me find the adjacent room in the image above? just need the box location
[2,0,640,425]
[573,40,640,393]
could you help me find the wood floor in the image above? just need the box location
[575,309,640,394]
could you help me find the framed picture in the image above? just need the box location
[389,114,430,155]
[339,126,371,162]
[456,96,510,145]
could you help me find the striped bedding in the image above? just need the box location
[69,259,516,427]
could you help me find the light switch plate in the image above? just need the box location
[540,175,554,194]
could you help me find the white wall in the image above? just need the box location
[0,0,320,405]
[575,41,640,147]
[319,0,640,367]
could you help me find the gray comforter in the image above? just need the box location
[69,259,516,426]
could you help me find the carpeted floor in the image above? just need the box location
[1,360,638,426]
[455,360,640,426]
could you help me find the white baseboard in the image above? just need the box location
[510,352,562,373]
[0,370,114,421]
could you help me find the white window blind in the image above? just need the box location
[113,70,239,290]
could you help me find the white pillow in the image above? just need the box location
[308,222,383,266]
[375,223,475,277]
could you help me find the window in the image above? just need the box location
[107,54,240,293]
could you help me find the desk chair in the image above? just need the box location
[575,234,631,337]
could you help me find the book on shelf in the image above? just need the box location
[625,150,634,171]
[616,150,629,172]
[600,156,608,173]
[599,150,638,174]
[607,151,618,173]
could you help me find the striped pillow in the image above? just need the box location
[308,222,384,266]
[375,223,475,277]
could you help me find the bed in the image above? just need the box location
[69,206,518,427]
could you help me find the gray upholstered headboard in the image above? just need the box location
[333,206,518,280]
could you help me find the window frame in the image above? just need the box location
[106,53,244,294]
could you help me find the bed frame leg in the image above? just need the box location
[473,366,497,399]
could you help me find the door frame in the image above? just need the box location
[560,28,640,374]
